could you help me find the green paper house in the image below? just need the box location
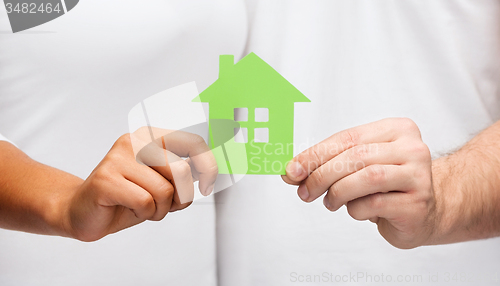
[193,52,310,175]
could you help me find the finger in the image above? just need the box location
[185,158,200,181]
[300,142,405,202]
[281,173,300,185]
[136,140,195,206]
[161,132,218,196]
[345,192,405,221]
[169,200,193,212]
[167,158,195,205]
[323,164,415,211]
[123,164,175,221]
[345,192,429,248]
[132,127,217,196]
[98,178,156,221]
[150,147,194,206]
[285,118,420,183]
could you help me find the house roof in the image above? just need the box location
[193,52,310,104]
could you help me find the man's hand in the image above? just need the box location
[282,118,436,249]
[0,127,218,242]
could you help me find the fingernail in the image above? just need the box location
[287,161,305,179]
[298,184,309,201]
[323,196,332,211]
[204,183,215,196]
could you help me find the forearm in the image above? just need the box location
[0,141,83,237]
[429,121,500,245]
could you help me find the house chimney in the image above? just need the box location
[219,55,234,77]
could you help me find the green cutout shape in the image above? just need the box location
[193,52,310,175]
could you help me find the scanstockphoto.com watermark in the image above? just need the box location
[289,271,499,284]
[247,140,380,174]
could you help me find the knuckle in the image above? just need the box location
[413,142,431,159]
[105,149,125,164]
[363,165,387,185]
[350,144,370,162]
[136,193,155,219]
[206,162,219,178]
[111,135,134,157]
[367,193,384,209]
[191,134,206,146]
[397,118,421,135]
[155,181,174,204]
[116,133,133,147]
[310,147,322,163]
[340,129,360,149]
[297,147,322,173]
[346,202,363,221]
[92,166,114,184]
[176,160,192,177]
[137,193,154,209]
[398,117,417,129]
[305,147,322,170]
[310,167,327,188]
[171,160,192,182]
[328,183,341,202]
[293,156,307,173]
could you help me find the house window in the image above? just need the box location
[255,108,269,122]
[233,107,269,143]
[234,108,248,122]
[234,128,248,143]
[254,128,269,143]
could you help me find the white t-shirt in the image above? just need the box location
[0,1,247,285]
[0,132,9,143]
[215,1,500,286]
[1,1,500,286]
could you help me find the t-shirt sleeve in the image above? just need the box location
[0,132,13,144]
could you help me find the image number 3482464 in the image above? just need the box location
[3,0,79,33]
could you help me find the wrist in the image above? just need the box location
[427,146,500,245]
[42,175,83,239]
[426,155,465,245]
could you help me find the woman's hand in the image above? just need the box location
[65,127,218,242]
